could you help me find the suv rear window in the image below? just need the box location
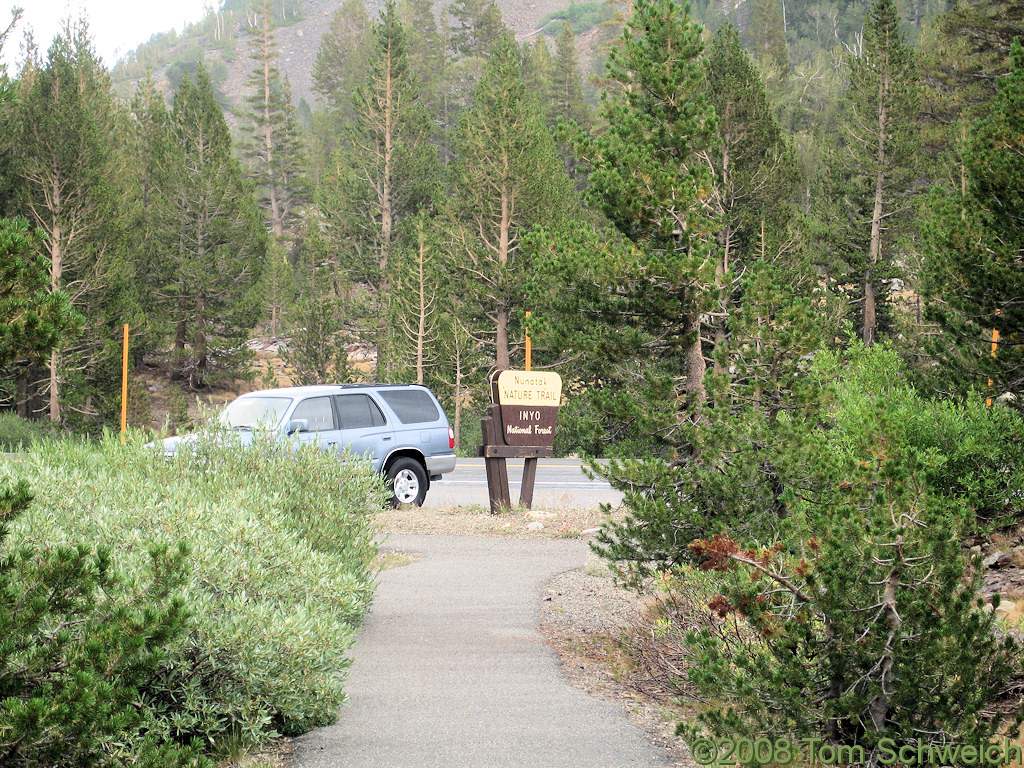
[379,389,440,424]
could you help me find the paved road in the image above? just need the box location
[294,534,668,768]
[424,458,624,509]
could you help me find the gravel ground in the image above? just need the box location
[378,502,616,538]
[539,555,694,767]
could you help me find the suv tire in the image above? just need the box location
[387,457,428,507]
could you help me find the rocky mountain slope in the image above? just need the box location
[115,0,578,111]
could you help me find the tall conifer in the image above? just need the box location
[242,0,306,241]
[167,65,266,386]
[922,38,1024,403]
[450,33,575,371]
[837,0,919,346]
[570,0,719,412]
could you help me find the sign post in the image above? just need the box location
[120,324,129,444]
[478,370,561,513]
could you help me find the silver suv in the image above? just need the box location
[158,384,457,506]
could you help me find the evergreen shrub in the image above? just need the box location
[1,430,383,748]
[600,345,1024,753]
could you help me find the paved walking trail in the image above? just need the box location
[294,534,669,768]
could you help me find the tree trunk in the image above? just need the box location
[377,45,395,382]
[495,304,510,371]
[16,372,29,419]
[48,220,63,423]
[416,226,426,385]
[195,297,207,385]
[683,312,707,413]
[453,341,463,451]
[863,66,888,347]
[495,186,512,370]
[714,102,733,376]
[262,13,285,239]
[714,226,732,375]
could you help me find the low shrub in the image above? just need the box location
[0,412,60,451]
[1,429,383,750]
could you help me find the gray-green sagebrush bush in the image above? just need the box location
[0,480,206,768]
[1,430,383,749]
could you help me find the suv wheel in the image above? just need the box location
[387,458,427,507]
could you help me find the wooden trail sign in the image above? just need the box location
[479,370,562,513]
[495,370,560,446]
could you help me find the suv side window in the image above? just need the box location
[378,389,440,424]
[291,397,336,432]
[335,394,386,428]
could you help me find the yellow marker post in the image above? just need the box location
[987,309,1000,408]
[525,311,532,372]
[121,324,129,443]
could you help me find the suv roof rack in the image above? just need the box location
[326,383,422,389]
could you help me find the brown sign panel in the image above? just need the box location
[494,370,562,447]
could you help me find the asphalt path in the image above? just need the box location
[424,458,624,510]
[293,534,669,768]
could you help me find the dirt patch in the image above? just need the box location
[377,502,617,539]
[221,737,294,768]
[539,560,697,768]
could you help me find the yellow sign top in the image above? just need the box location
[496,370,562,407]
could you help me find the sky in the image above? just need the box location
[1,0,212,70]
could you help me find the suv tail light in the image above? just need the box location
[448,427,455,450]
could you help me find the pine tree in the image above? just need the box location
[936,0,1024,112]
[683,347,1024,760]
[126,74,178,356]
[310,0,375,179]
[0,218,82,415]
[523,36,555,126]
[447,0,505,59]
[836,0,920,346]
[316,1,440,380]
[921,38,1024,404]
[567,0,720,412]
[389,211,445,385]
[284,217,354,385]
[704,24,799,366]
[551,21,591,130]
[312,0,374,113]
[242,0,306,241]
[166,64,266,387]
[0,480,197,767]
[428,313,488,451]
[261,242,295,337]
[399,0,446,119]
[748,0,790,72]
[450,32,576,371]
[11,19,136,424]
